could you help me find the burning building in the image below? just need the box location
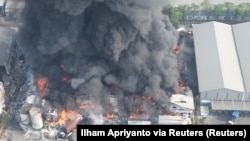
[193,21,250,112]
[57,113,82,139]
[14,0,196,132]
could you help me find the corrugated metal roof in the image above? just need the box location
[193,21,245,93]
[232,22,250,92]
[170,94,194,110]
[211,100,250,111]
[0,27,15,66]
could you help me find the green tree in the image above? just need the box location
[178,4,192,17]
[224,2,235,11]
[244,3,250,20]
[200,0,212,11]
[235,3,247,19]
[214,4,225,18]
[163,5,183,28]
[191,3,200,12]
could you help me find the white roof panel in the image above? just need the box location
[193,21,245,93]
[233,22,250,92]
[170,94,194,110]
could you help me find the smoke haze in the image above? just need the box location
[17,0,180,118]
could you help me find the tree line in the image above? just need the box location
[163,0,250,28]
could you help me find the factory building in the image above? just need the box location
[193,21,250,111]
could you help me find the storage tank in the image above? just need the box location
[29,106,43,130]
[20,106,30,125]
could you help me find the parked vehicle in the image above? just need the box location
[228,111,240,125]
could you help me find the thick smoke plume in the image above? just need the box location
[17,0,180,119]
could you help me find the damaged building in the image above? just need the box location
[0,2,199,141]
[193,21,250,112]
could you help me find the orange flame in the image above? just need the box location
[141,95,156,105]
[62,76,71,83]
[178,79,187,91]
[135,105,145,114]
[55,109,76,125]
[36,76,48,98]
[128,114,150,120]
[172,45,181,54]
[56,109,67,125]
[103,113,118,120]
[174,89,180,94]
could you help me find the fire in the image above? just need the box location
[56,109,67,125]
[135,105,145,114]
[174,89,180,94]
[178,79,187,90]
[79,104,97,110]
[141,95,152,101]
[172,45,181,54]
[55,109,76,125]
[174,79,187,94]
[36,76,48,98]
[128,114,150,120]
[67,111,76,120]
[103,113,118,120]
[141,95,156,105]
[62,76,71,83]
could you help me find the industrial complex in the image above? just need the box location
[1,0,250,141]
[0,22,194,141]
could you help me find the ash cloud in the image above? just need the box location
[17,0,179,117]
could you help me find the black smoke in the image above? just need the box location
[17,0,180,118]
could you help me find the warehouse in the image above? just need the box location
[193,21,250,111]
